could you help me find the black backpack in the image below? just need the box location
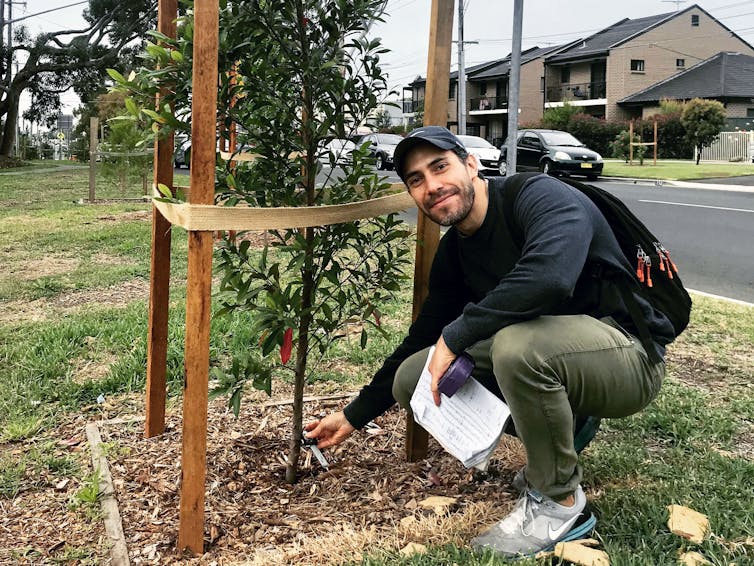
[502,172,692,364]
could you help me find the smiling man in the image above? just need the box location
[306,126,673,558]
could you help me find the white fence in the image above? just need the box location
[698,131,754,162]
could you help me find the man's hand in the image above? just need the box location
[428,335,457,407]
[304,411,355,449]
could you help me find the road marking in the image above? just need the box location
[688,289,754,308]
[638,200,754,213]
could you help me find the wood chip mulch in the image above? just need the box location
[98,386,527,565]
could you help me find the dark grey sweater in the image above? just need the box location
[343,174,675,429]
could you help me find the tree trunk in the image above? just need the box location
[0,88,21,158]
[696,145,701,165]
[285,226,315,484]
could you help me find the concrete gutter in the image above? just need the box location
[604,176,754,193]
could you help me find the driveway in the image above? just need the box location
[685,175,754,186]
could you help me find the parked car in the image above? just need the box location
[319,138,356,165]
[174,138,191,169]
[361,133,404,170]
[498,129,603,180]
[457,134,502,176]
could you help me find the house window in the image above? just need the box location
[676,58,685,68]
[691,14,699,26]
[540,76,545,93]
[560,66,570,84]
[449,81,456,100]
[480,83,487,96]
[630,59,645,72]
[746,108,754,118]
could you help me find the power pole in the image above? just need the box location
[505,0,523,177]
[455,1,478,136]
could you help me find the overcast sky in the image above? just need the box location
[15,0,754,121]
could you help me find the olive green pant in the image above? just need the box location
[392,315,665,500]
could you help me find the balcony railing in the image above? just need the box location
[469,95,508,111]
[546,81,606,103]
[402,99,423,114]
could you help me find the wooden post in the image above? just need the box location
[653,119,658,166]
[629,120,634,166]
[177,0,219,554]
[405,0,454,462]
[88,117,98,203]
[145,0,177,439]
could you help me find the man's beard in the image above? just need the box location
[425,179,475,226]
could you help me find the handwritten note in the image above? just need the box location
[409,347,511,469]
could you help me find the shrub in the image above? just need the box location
[610,130,646,164]
[540,103,583,131]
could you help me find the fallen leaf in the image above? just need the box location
[679,551,712,566]
[399,542,427,556]
[550,539,611,566]
[54,479,69,490]
[417,495,456,513]
[668,505,710,544]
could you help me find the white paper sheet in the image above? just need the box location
[409,347,511,469]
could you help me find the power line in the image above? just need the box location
[7,0,87,25]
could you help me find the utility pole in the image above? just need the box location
[455,1,478,136]
[505,0,523,177]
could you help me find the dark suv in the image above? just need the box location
[498,129,603,180]
[360,133,404,170]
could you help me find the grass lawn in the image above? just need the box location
[603,159,754,181]
[0,166,752,565]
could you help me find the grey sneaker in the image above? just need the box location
[471,485,596,558]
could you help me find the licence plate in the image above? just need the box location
[580,163,593,169]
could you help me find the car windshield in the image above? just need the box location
[377,134,404,144]
[458,135,495,149]
[540,131,584,147]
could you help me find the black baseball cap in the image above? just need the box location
[393,126,466,181]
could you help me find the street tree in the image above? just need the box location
[681,98,726,164]
[0,0,156,161]
[114,0,411,483]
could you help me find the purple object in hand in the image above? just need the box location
[437,352,475,397]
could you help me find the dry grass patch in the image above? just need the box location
[1,255,80,281]
[0,279,149,324]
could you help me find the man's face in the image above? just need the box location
[403,144,476,227]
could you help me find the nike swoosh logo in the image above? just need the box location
[548,514,580,540]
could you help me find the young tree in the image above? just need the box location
[681,98,726,164]
[115,0,411,483]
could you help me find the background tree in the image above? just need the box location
[0,0,156,161]
[681,98,726,164]
[115,0,411,483]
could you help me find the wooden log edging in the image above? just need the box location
[85,422,130,566]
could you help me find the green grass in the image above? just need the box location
[603,160,754,180]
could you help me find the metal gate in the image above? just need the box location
[698,131,754,162]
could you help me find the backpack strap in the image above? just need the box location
[501,172,541,249]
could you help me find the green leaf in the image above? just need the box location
[157,183,173,198]
[106,68,126,84]
[360,328,368,349]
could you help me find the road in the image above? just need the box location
[595,179,754,304]
[177,166,754,304]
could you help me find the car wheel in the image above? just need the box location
[586,174,599,181]
[376,154,386,170]
[498,159,507,176]
[541,159,553,175]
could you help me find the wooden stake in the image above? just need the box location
[145,0,177,440]
[406,0,454,462]
[88,117,98,203]
[654,119,658,166]
[177,0,219,554]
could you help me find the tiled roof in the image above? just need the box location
[619,52,754,103]
[470,45,566,80]
[546,12,675,63]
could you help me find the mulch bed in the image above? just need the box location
[98,385,527,565]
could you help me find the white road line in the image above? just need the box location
[687,288,754,308]
[638,200,754,213]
